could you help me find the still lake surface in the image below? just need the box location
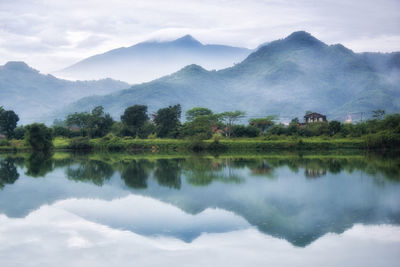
[0,151,399,266]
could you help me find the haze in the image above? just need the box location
[0,0,399,74]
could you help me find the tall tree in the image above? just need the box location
[25,123,53,151]
[88,106,114,138]
[153,104,181,138]
[0,109,19,138]
[186,107,213,121]
[65,106,113,137]
[249,116,276,133]
[121,105,149,136]
[220,111,245,138]
[372,109,385,120]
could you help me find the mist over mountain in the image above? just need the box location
[60,31,400,122]
[54,35,252,84]
[0,61,129,124]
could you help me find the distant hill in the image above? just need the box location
[0,62,129,124]
[54,35,252,84]
[61,31,400,122]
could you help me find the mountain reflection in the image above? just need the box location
[0,152,399,247]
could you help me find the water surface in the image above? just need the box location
[0,152,399,266]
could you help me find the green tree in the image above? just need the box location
[153,104,181,138]
[65,106,113,138]
[13,126,27,140]
[249,116,276,133]
[0,109,19,138]
[25,123,53,151]
[372,109,385,120]
[287,118,299,135]
[186,107,213,121]
[121,105,149,137]
[220,111,245,138]
[180,113,221,139]
[329,121,342,136]
[88,106,114,138]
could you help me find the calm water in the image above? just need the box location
[0,152,400,266]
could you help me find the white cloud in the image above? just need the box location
[0,0,399,72]
[0,204,399,267]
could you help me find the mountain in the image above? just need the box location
[61,31,400,122]
[0,61,129,124]
[54,35,252,84]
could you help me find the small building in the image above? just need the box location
[0,134,5,139]
[304,112,327,123]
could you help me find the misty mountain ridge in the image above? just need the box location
[0,61,129,124]
[54,35,252,84]
[60,31,400,122]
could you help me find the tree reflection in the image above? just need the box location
[66,159,114,186]
[154,159,182,189]
[120,159,153,189]
[0,157,19,189]
[184,157,243,186]
[25,152,54,177]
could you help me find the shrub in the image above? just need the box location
[68,137,92,150]
[25,123,53,151]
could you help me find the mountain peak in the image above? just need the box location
[2,61,38,73]
[284,31,325,47]
[173,35,202,46]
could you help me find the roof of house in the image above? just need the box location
[304,112,326,118]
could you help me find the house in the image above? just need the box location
[304,112,327,123]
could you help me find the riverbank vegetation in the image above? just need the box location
[0,104,399,152]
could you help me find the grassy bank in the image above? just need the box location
[61,136,367,152]
[0,136,388,152]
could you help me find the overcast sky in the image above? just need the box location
[0,0,399,73]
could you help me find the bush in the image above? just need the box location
[0,139,9,146]
[188,137,207,152]
[25,123,53,151]
[207,136,228,152]
[13,126,27,140]
[232,125,260,137]
[52,126,76,137]
[68,137,92,150]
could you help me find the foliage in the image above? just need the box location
[121,105,149,137]
[180,113,221,139]
[219,110,245,138]
[65,106,114,138]
[231,125,261,137]
[249,116,276,132]
[186,107,213,121]
[13,126,27,140]
[372,109,385,120]
[68,137,92,150]
[25,123,53,151]
[0,109,19,138]
[153,104,181,138]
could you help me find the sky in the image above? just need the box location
[0,0,399,73]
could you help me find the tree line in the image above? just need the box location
[1,104,399,151]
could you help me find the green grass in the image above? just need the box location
[0,136,383,152]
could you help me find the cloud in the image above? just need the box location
[0,205,399,267]
[0,0,399,72]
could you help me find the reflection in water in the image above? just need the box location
[66,159,114,186]
[0,152,400,249]
[0,157,19,189]
[121,159,153,189]
[25,152,54,177]
[154,159,182,189]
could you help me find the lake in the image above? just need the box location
[0,151,399,266]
